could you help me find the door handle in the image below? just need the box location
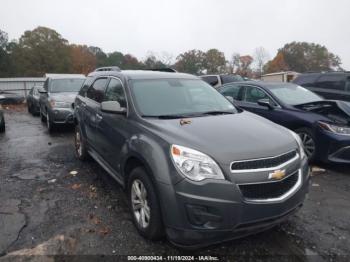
[96,113,103,121]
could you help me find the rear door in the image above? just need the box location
[314,74,350,101]
[95,77,128,174]
[83,77,109,148]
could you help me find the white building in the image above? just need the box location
[261,71,299,83]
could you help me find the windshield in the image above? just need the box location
[50,79,85,93]
[270,85,322,105]
[131,79,237,117]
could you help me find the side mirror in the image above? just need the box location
[225,96,234,104]
[101,101,126,114]
[257,99,274,110]
[38,87,47,94]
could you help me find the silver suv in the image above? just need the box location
[39,74,85,132]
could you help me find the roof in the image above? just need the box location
[262,71,299,77]
[45,74,86,79]
[0,77,45,82]
[241,81,297,89]
[88,70,198,80]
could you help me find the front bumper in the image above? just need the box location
[315,129,350,164]
[48,108,74,124]
[160,157,310,248]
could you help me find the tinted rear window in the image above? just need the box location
[293,74,320,86]
[315,74,346,91]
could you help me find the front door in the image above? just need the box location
[95,77,129,174]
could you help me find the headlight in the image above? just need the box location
[318,121,350,136]
[50,100,71,108]
[170,145,225,181]
[289,130,306,160]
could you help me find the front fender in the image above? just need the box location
[121,133,184,186]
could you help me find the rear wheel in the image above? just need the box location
[0,116,5,133]
[295,127,316,161]
[75,124,89,161]
[40,107,46,122]
[128,167,164,240]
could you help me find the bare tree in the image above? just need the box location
[253,47,270,77]
[159,51,174,67]
[230,53,241,74]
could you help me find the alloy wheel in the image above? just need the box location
[75,129,82,157]
[131,179,150,229]
[298,132,315,158]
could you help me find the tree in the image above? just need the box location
[11,26,71,76]
[122,54,141,69]
[105,51,124,67]
[88,46,107,67]
[279,42,342,72]
[253,47,270,77]
[70,44,96,75]
[0,29,11,77]
[142,52,166,69]
[204,49,226,74]
[264,52,289,73]
[175,49,206,75]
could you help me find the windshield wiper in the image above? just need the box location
[198,110,235,115]
[142,114,195,119]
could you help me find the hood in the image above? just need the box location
[50,92,77,103]
[294,100,350,126]
[142,111,297,164]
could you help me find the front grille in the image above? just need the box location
[239,171,299,200]
[231,150,297,171]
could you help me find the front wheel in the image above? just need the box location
[128,167,164,240]
[295,127,316,162]
[46,112,55,133]
[75,125,89,161]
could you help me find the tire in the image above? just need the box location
[0,116,5,133]
[75,124,89,161]
[40,107,46,123]
[295,127,316,162]
[128,167,164,240]
[46,112,55,133]
[27,103,32,114]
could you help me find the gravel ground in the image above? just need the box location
[0,105,349,262]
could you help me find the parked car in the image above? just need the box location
[293,71,350,102]
[200,74,243,88]
[0,104,5,133]
[219,81,350,163]
[27,85,42,115]
[39,74,86,132]
[74,69,309,247]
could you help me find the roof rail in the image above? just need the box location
[94,66,121,72]
[149,68,177,73]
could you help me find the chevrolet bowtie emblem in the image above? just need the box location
[269,169,286,180]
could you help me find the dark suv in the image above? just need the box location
[293,72,350,101]
[74,68,309,247]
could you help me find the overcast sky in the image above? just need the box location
[1,0,349,69]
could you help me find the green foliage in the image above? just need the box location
[11,26,71,76]
[266,42,342,73]
[0,27,344,77]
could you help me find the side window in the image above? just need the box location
[243,86,274,105]
[104,78,127,108]
[346,76,350,92]
[86,78,108,103]
[315,74,346,91]
[221,85,241,100]
[79,76,94,97]
[201,76,219,86]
